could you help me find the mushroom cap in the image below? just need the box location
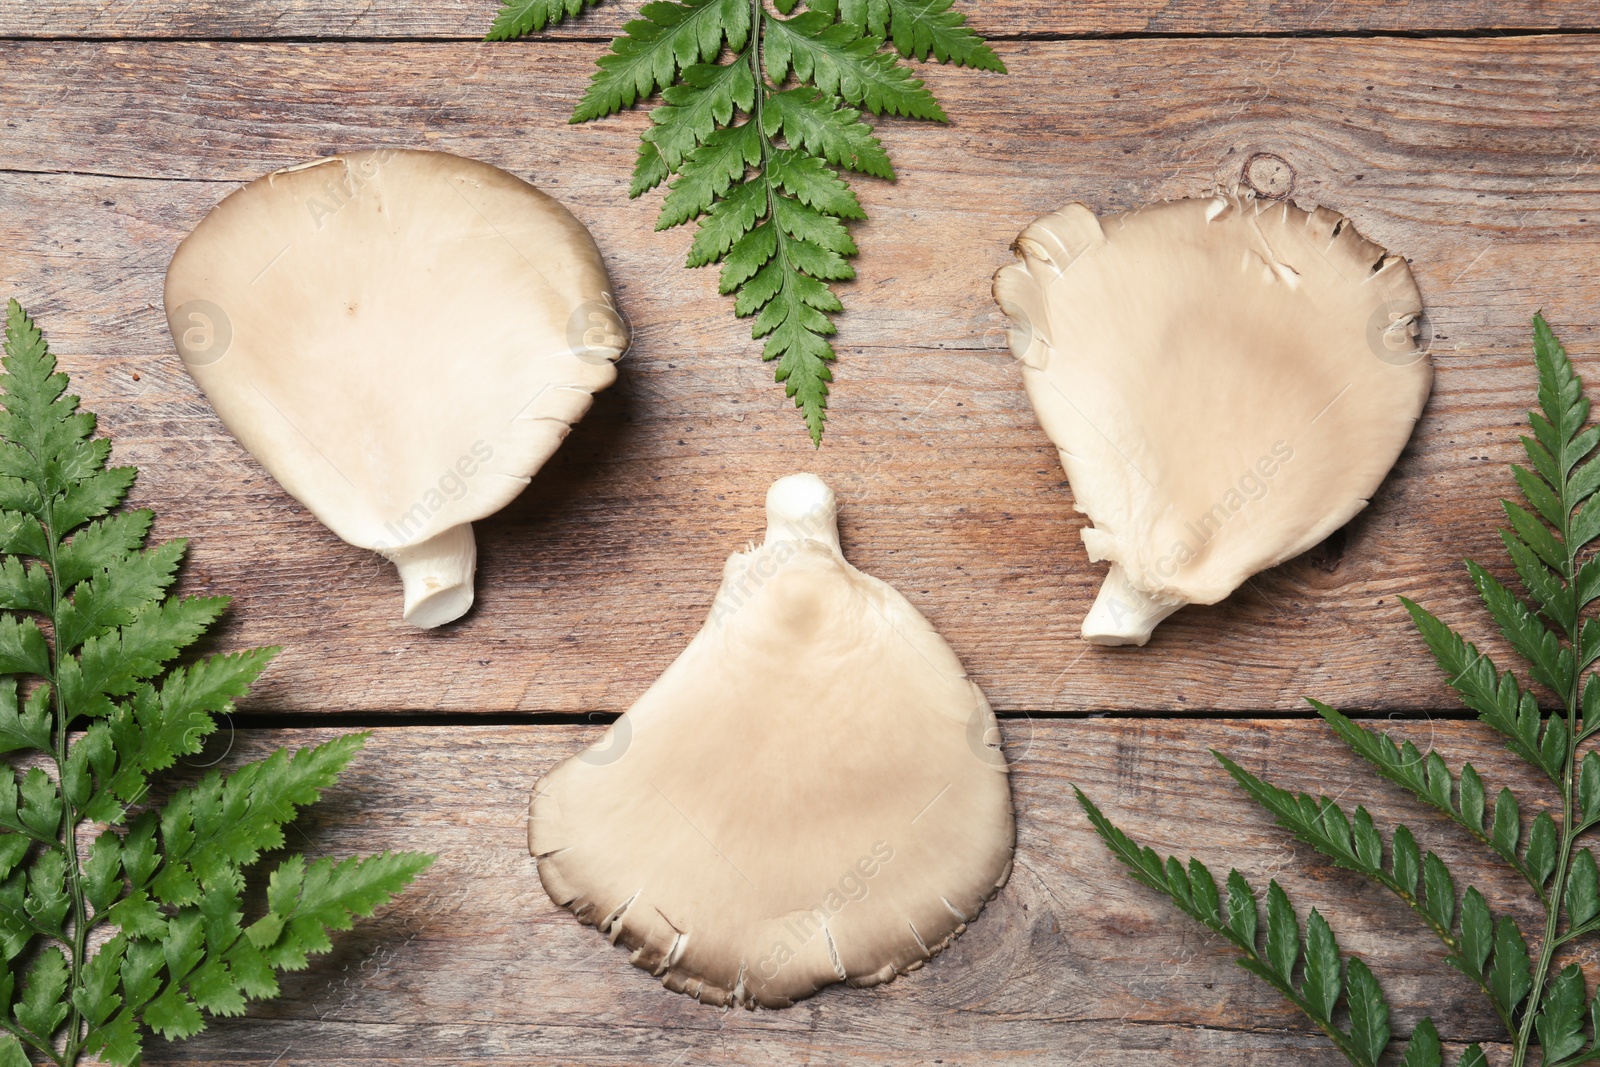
[992,193,1432,644]
[164,149,626,624]
[530,475,1015,1008]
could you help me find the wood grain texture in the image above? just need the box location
[2,36,1599,712]
[4,5,1597,1065]
[135,718,1543,1065]
[0,0,1594,40]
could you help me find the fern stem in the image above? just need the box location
[0,1017,60,1066]
[1511,464,1587,1067]
[749,0,764,131]
[1517,716,1580,1066]
[750,0,793,386]
[44,507,86,1067]
[748,0,795,401]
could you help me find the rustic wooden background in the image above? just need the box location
[3,0,1600,1062]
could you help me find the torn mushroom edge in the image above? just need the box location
[530,478,1016,1009]
[991,189,1431,614]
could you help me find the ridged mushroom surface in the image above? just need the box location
[164,148,627,628]
[530,475,1015,1008]
[993,193,1432,645]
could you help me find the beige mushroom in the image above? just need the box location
[993,193,1432,645]
[164,148,627,628]
[530,474,1015,1008]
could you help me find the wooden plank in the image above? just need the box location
[136,718,1535,1064]
[0,0,1593,41]
[2,37,1598,712]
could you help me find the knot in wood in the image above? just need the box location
[1242,152,1295,199]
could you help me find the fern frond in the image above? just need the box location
[1216,752,1529,1031]
[1075,787,1457,1067]
[1312,701,1546,895]
[0,301,432,1066]
[530,0,1001,442]
[1079,317,1598,1067]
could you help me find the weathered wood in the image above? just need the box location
[0,0,1593,40]
[3,4,1595,1065]
[2,36,1598,712]
[134,719,1540,1064]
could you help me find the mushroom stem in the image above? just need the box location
[764,473,841,553]
[381,523,477,629]
[1081,563,1185,647]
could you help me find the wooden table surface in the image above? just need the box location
[3,1,1599,1063]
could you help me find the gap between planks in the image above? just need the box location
[216,708,1494,729]
[4,27,1600,43]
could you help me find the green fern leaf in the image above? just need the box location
[767,148,866,216]
[572,0,752,123]
[486,0,602,39]
[1502,528,1576,631]
[0,684,48,757]
[54,539,186,655]
[0,560,47,618]
[762,89,895,178]
[658,120,762,228]
[764,12,946,118]
[1535,965,1588,1063]
[642,60,757,173]
[58,595,232,719]
[1526,811,1559,890]
[758,266,840,443]
[1468,559,1571,693]
[1316,702,1547,895]
[0,301,431,1066]
[1531,314,1592,478]
[13,948,68,1045]
[246,852,435,972]
[1399,1018,1442,1067]
[530,0,999,441]
[1214,750,1523,1030]
[90,648,278,811]
[1505,499,1569,576]
[1076,788,1407,1067]
[1262,879,1300,980]
[882,0,1005,69]
[1301,908,1341,1019]
[630,139,672,198]
[156,733,370,898]
[687,179,766,266]
[1402,597,1561,779]
[1580,753,1600,830]
[1344,957,1391,1066]
[1456,886,1493,980]
[1514,462,1569,532]
[772,193,858,254]
[1487,916,1534,1019]
[814,0,1006,70]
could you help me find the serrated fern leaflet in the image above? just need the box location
[0,300,433,1066]
[487,0,1003,444]
[1079,315,1600,1067]
[486,0,605,38]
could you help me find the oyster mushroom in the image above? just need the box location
[164,148,628,628]
[993,193,1432,645]
[530,474,1015,1008]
